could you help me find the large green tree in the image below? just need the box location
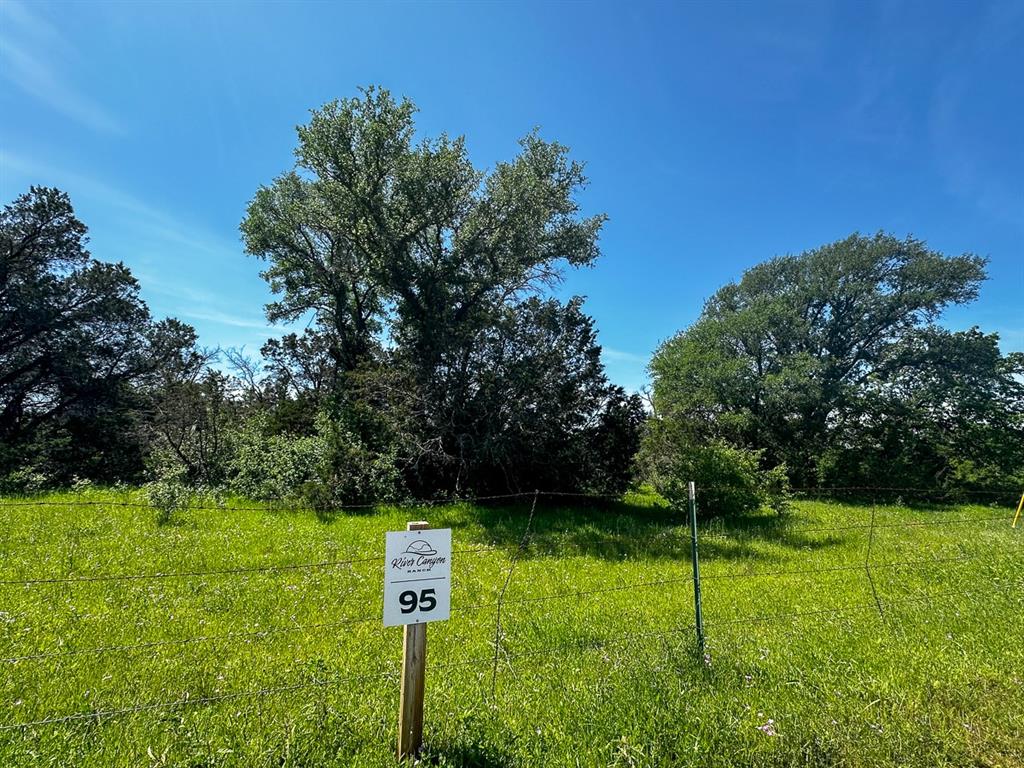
[647,233,1019,493]
[823,327,1024,491]
[241,87,604,376]
[241,87,638,496]
[0,187,195,485]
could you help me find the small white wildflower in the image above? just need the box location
[756,719,777,736]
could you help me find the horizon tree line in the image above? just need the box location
[2,88,1021,510]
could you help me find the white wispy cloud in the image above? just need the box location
[0,0,124,135]
[0,150,290,349]
[0,149,241,258]
[602,347,648,364]
[176,307,283,334]
[2,149,159,219]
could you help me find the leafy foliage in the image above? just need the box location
[0,187,195,487]
[229,413,330,501]
[645,232,1019,502]
[240,87,636,498]
[143,477,192,526]
[819,327,1024,493]
[227,411,402,505]
[148,355,238,488]
[641,420,789,516]
[13,106,1019,511]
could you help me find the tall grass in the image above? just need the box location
[1,490,1021,766]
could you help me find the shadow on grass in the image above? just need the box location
[792,487,1013,510]
[417,739,515,768]
[430,497,856,565]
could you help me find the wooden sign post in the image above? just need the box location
[384,521,452,761]
[398,521,428,760]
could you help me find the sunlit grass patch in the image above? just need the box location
[1,492,1021,767]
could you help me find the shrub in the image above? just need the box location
[144,477,191,526]
[70,475,94,493]
[298,413,403,515]
[640,421,789,516]
[229,412,402,509]
[230,413,328,502]
[0,466,50,495]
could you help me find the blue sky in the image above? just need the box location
[1,0,1021,392]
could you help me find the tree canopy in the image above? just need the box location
[647,232,1022,495]
[5,98,1019,509]
[241,87,604,377]
[240,87,636,498]
[0,187,195,484]
[1,88,641,502]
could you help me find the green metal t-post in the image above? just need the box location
[687,481,706,659]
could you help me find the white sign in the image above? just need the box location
[383,528,452,626]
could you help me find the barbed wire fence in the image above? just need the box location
[0,484,1020,738]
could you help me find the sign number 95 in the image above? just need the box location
[399,588,437,614]
[384,528,451,626]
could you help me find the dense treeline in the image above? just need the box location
[237,88,643,502]
[643,233,1024,513]
[0,88,643,503]
[0,187,198,488]
[2,88,1021,511]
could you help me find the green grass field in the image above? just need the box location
[1,490,1022,767]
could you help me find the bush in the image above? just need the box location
[297,412,403,513]
[144,477,191,526]
[229,412,402,509]
[230,413,328,501]
[0,465,51,495]
[641,421,789,516]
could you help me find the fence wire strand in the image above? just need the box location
[0,485,1017,513]
[1,484,1019,736]
[0,613,383,664]
[0,544,503,588]
[0,668,400,732]
[707,588,971,628]
[490,490,538,697]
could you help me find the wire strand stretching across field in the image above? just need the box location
[707,588,968,628]
[0,668,401,732]
[0,544,501,587]
[763,514,1013,535]
[446,574,700,625]
[490,490,538,697]
[715,587,1021,648]
[700,552,987,582]
[787,486,1016,496]
[498,623,697,664]
[0,555,381,586]
[2,485,1016,513]
[0,613,384,664]
[4,511,1007,557]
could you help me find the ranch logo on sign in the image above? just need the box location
[383,528,452,626]
[391,539,446,572]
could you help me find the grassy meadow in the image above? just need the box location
[1,489,1022,767]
